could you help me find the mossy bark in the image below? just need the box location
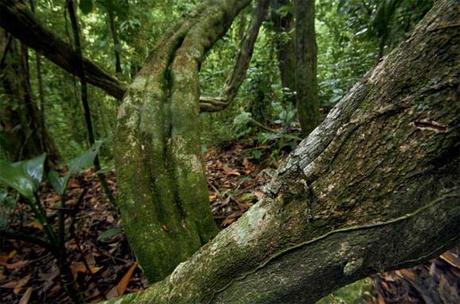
[114,0,252,282]
[109,0,460,301]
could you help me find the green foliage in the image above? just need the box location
[97,0,129,18]
[48,141,103,195]
[316,0,432,106]
[0,0,431,165]
[316,278,374,304]
[97,227,122,242]
[233,111,254,137]
[0,154,46,201]
[79,0,94,14]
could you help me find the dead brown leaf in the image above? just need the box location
[70,262,102,280]
[223,165,240,176]
[1,274,31,295]
[440,251,460,270]
[208,193,218,202]
[19,287,33,304]
[106,262,138,299]
[26,220,44,230]
[0,251,16,264]
[0,259,29,270]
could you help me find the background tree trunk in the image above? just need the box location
[108,0,460,302]
[0,30,59,163]
[270,0,296,101]
[107,10,122,75]
[294,0,319,135]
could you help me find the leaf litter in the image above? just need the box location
[0,141,458,303]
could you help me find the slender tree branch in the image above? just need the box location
[66,0,116,207]
[199,0,270,112]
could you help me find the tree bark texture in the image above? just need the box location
[294,0,319,135]
[0,30,59,163]
[107,10,122,75]
[114,0,252,282]
[270,0,296,98]
[109,0,460,302]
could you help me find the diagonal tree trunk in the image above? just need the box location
[108,0,459,302]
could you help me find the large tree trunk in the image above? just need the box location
[109,0,459,302]
[114,0,252,282]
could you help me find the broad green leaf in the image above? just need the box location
[13,153,46,187]
[0,161,34,200]
[97,227,121,242]
[79,0,94,14]
[48,141,102,195]
[48,170,66,195]
[0,154,46,201]
[48,141,103,195]
[67,141,103,176]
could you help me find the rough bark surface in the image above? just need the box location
[109,0,460,302]
[114,0,252,282]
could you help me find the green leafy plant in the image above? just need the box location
[0,142,103,302]
[233,111,254,138]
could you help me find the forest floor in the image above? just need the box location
[0,139,459,303]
